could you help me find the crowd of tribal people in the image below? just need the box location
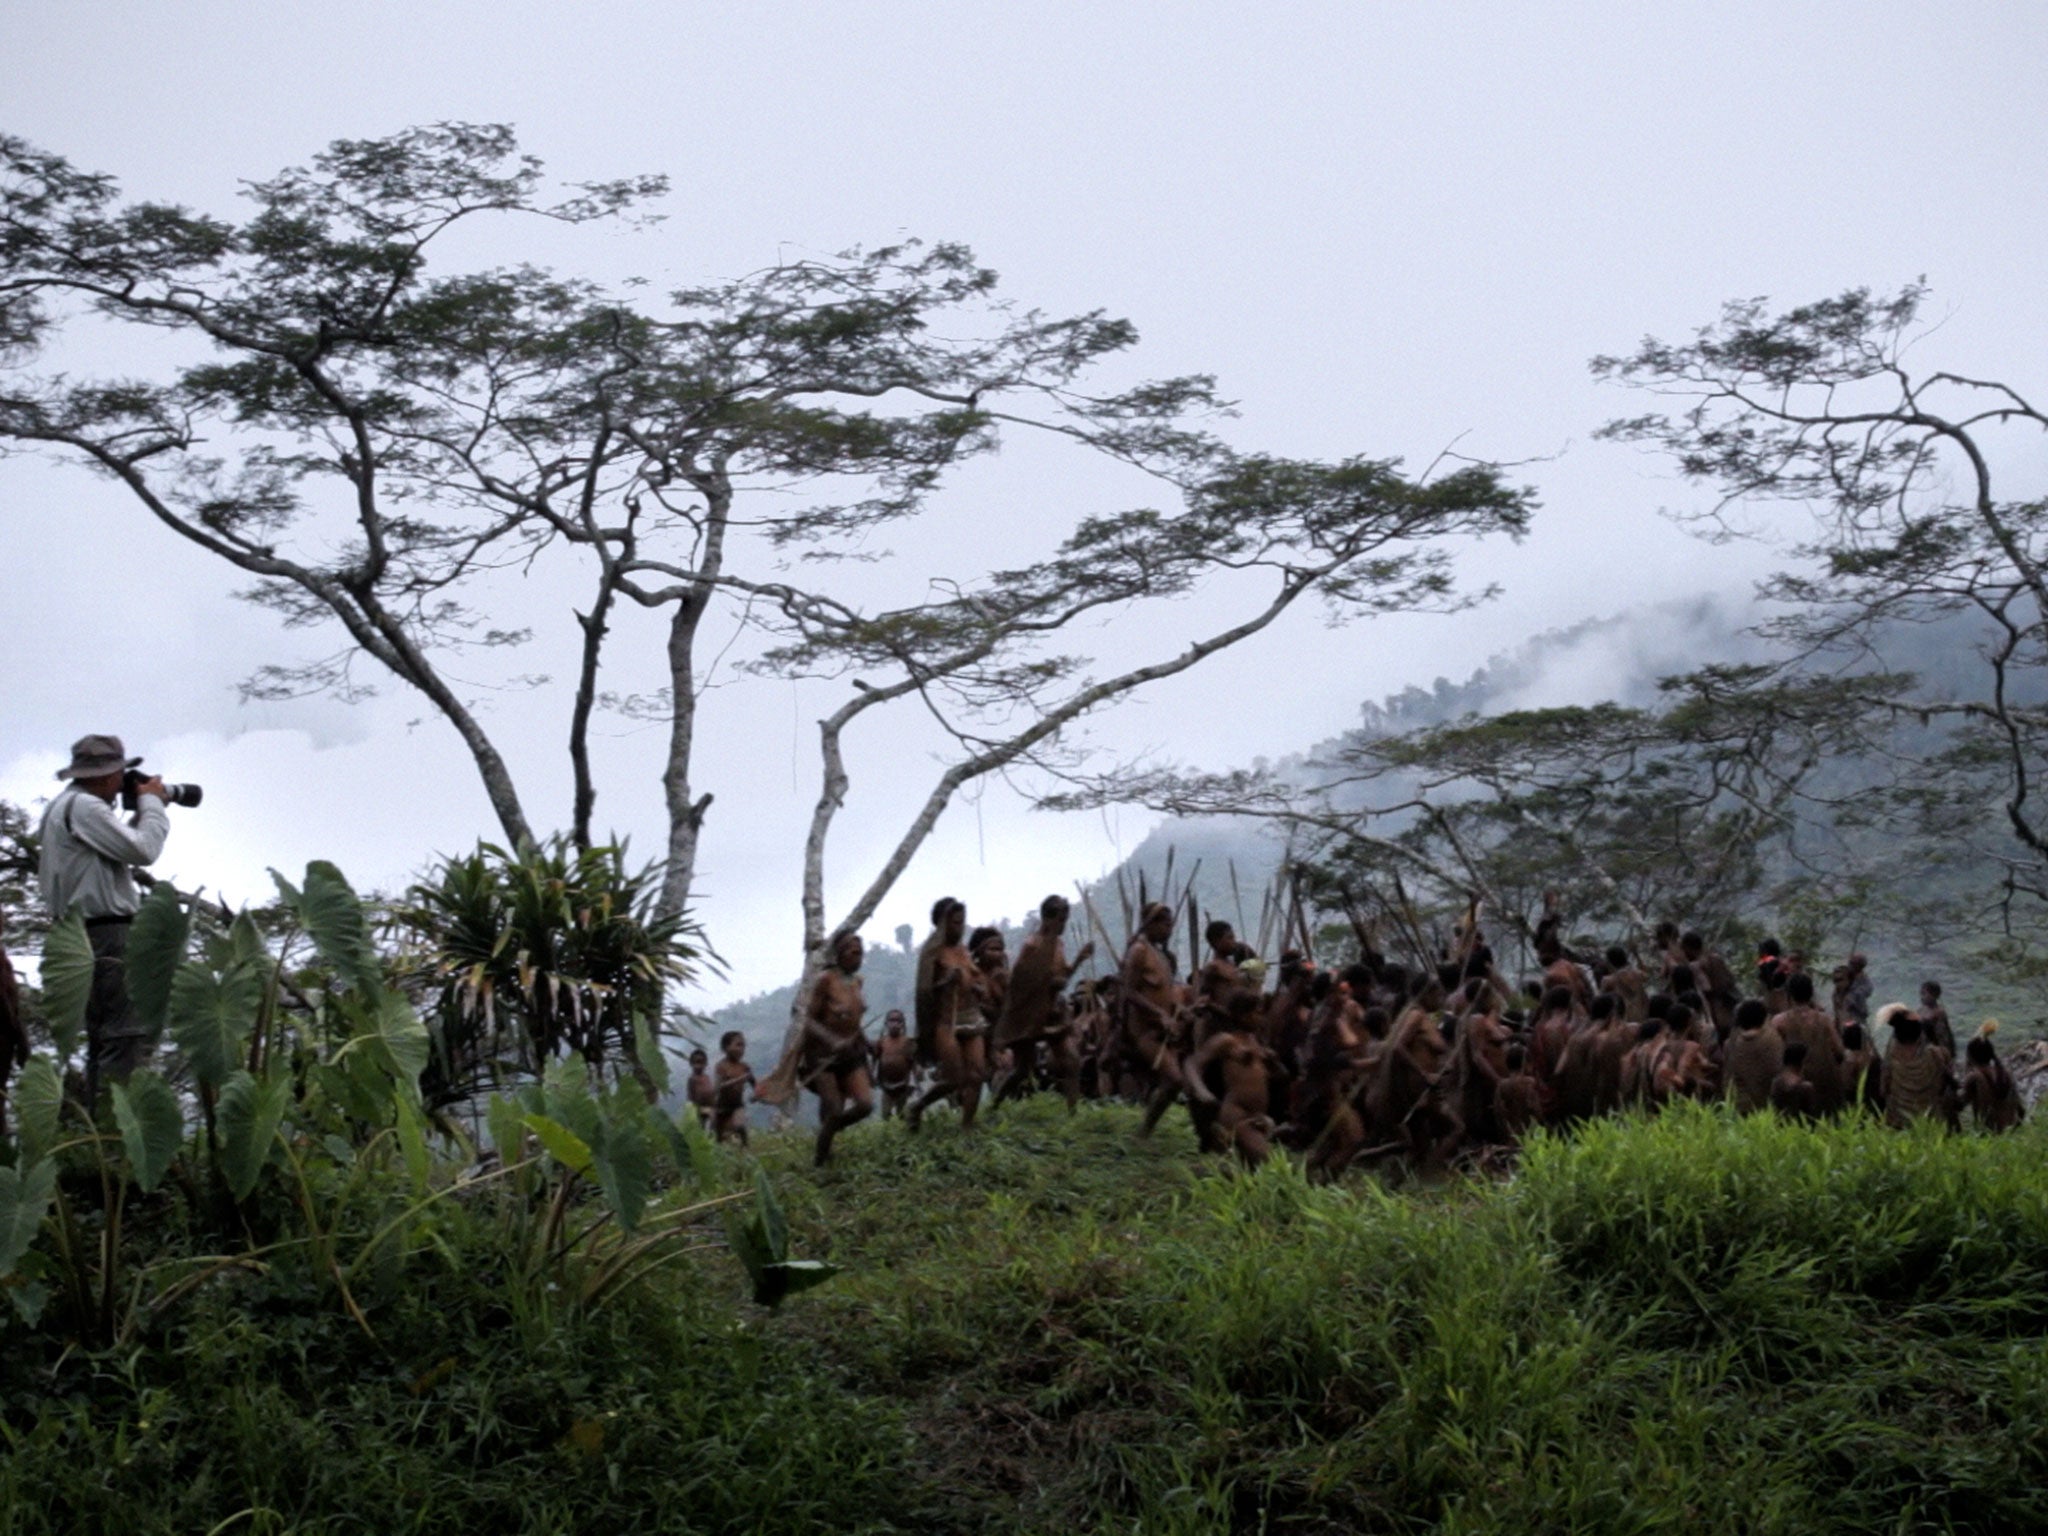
[688,890,2029,1171]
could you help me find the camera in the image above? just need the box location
[122,766,203,811]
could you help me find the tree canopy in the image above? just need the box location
[1,123,1535,975]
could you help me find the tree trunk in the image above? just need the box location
[656,594,712,922]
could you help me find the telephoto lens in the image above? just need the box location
[121,768,204,810]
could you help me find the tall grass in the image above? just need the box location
[9,1097,2048,1532]
[765,1098,2048,1533]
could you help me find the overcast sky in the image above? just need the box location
[4,2,2044,1002]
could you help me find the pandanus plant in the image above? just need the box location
[395,838,711,1105]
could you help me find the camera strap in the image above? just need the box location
[56,789,154,887]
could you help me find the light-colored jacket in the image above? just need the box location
[37,787,168,921]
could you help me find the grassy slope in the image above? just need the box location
[758,1097,2048,1535]
[8,1099,2048,1534]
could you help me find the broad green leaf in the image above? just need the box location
[369,988,430,1091]
[37,910,93,1060]
[760,1258,840,1303]
[0,1158,57,1276]
[8,1273,50,1326]
[123,882,189,1034]
[486,1093,527,1163]
[168,960,262,1088]
[752,1166,789,1263]
[652,1105,720,1190]
[394,1091,430,1195]
[111,1072,184,1193]
[589,1113,652,1232]
[679,1108,720,1189]
[540,1055,600,1146]
[726,1177,833,1310]
[330,986,429,1105]
[314,1055,391,1127]
[724,1205,773,1299]
[216,1068,290,1202]
[225,910,268,968]
[12,1055,63,1166]
[522,1112,592,1175]
[727,1168,805,1307]
[633,1016,670,1097]
[295,861,381,994]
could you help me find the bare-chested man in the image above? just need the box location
[1659,1002,1717,1099]
[1123,902,1193,1138]
[1652,921,1688,985]
[1366,975,1463,1171]
[1455,984,1514,1143]
[1835,953,1874,1030]
[992,894,1095,1111]
[1582,991,1640,1116]
[1186,993,1277,1166]
[1755,937,1791,1015]
[1721,999,1783,1114]
[914,897,961,1066]
[1527,986,1578,1121]
[1262,949,1316,1101]
[1619,1015,1668,1109]
[1551,992,1626,1126]
[1195,920,1254,1032]
[1960,1033,2024,1132]
[1075,977,1122,1100]
[1678,932,1740,1040]
[873,1010,916,1120]
[1292,975,1372,1177]
[1599,944,1649,1024]
[801,932,874,1165]
[1495,1042,1544,1143]
[968,924,1009,1081]
[908,901,990,1132]
[1771,972,1845,1113]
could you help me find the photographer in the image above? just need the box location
[37,734,173,1098]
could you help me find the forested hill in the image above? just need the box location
[1091,594,1772,943]
[1087,595,2045,1031]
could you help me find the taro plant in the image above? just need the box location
[480,1050,755,1330]
[1,857,826,1348]
[394,838,712,1105]
[0,862,431,1342]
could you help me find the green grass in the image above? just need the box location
[760,1097,2048,1534]
[9,1098,2048,1532]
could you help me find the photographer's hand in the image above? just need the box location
[134,776,166,801]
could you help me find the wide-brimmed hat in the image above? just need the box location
[56,733,141,781]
